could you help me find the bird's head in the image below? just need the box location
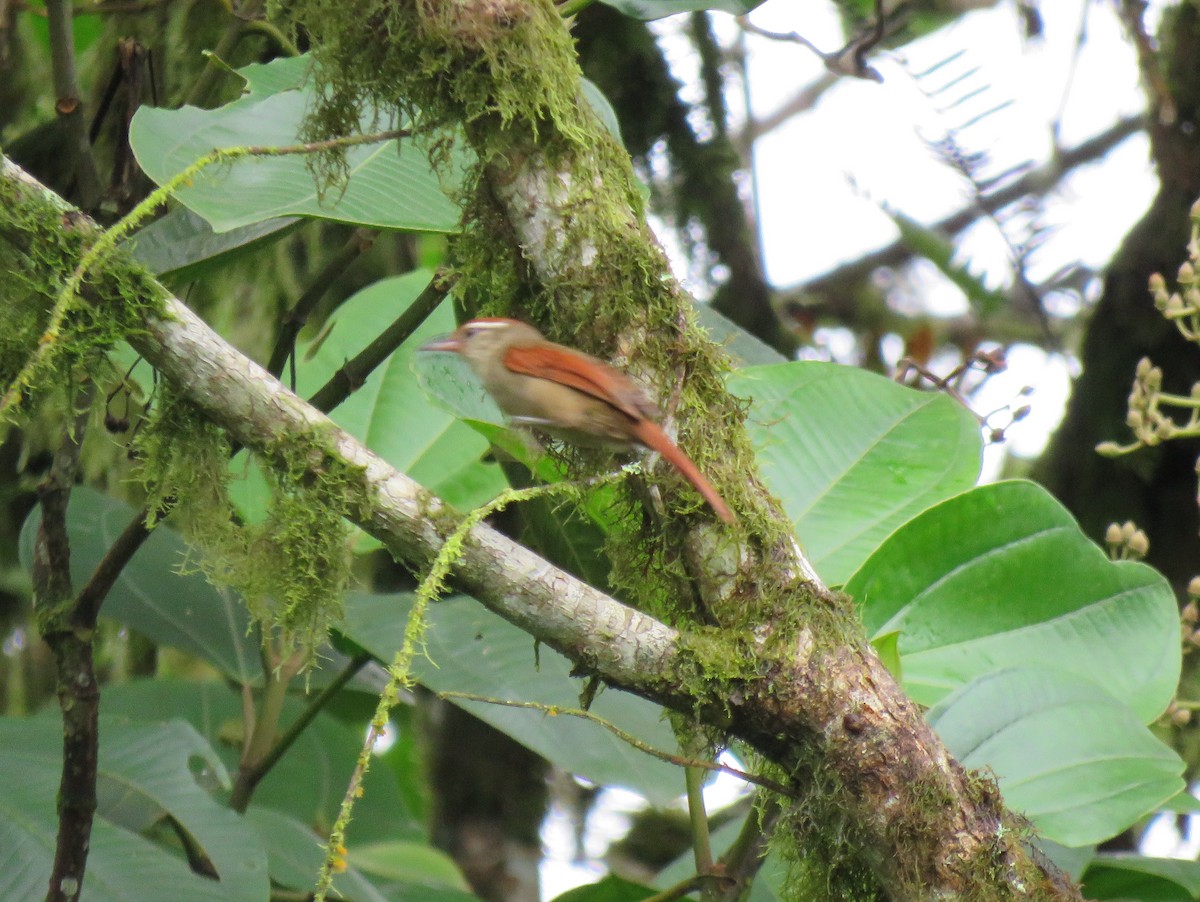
[420,318,543,367]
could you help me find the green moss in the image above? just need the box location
[138,389,366,658]
[0,175,165,420]
[764,757,884,902]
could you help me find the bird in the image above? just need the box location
[420,318,734,523]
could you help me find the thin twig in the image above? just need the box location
[185,0,265,107]
[229,653,371,812]
[266,228,377,380]
[684,760,715,897]
[437,691,798,798]
[44,0,103,207]
[307,269,455,412]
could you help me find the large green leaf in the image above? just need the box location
[0,716,268,901]
[927,668,1184,847]
[129,55,464,233]
[846,480,1181,720]
[551,875,658,901]
[729,361,981,585]
[294,270,507,513]
[1082,854,1200,900]
[341,592,685,805]
[243,807,477,902]
[19,486,258,683]
[125,205,299,278]
[100,680,421,845]
[350,840,470,889]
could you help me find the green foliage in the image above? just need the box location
[0,173,165,419]
[125,206,300,279]
[0,716,269,901]
[5,3,1190,897]
[596,0,765,20]
[730,361,983,585]
[847,480,1180,720]
[549,874,657,901]
[1082,854,1200,900]
[128,55,464,234]
[99,680,422,845]
[928,668,1183,846]
[341,590,682,804]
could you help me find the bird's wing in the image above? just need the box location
[502,343,655,421]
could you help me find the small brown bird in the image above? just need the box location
[420,318,733,523]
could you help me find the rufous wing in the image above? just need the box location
[501,343,655,422]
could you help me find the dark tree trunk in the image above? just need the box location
[1038,5,1200,594]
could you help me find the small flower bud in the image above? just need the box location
[1180,261,1196,285]
[1150,272,1167,293]
[1189,576,1200,599]
[1136,357,1153,378]
[1191,197,1200,220]
[1167,293,1186,315]
[1105,523,1124,546]
[1127,410,1144,429]
[1129,530,1150,557]
[1184,600,1199,624]
[1173,707,1193,726]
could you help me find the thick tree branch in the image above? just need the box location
[3,153,1081,900]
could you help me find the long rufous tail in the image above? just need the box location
[632,420,734,524]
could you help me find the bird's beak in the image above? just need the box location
[419,333,463,353]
